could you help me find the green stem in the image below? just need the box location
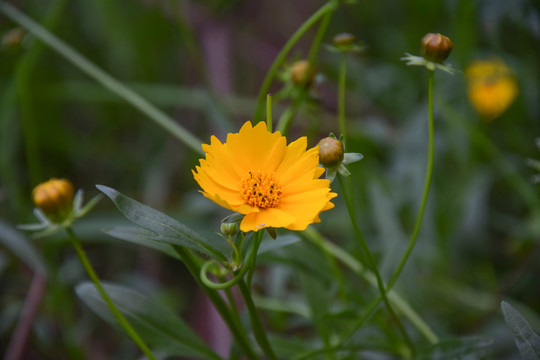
[200,231,262,290]
[65,228,156,360]
[386,70,435,292]
[276,90,307,135]
[302,227,438,344]
[266,94,273,131]
[337,175,415,357]
[338,54,348,143]
[307,7,333,65]
[253,2,336,123]
[172,246,259,360]
[238,279,277,360]
[0,2,203,155]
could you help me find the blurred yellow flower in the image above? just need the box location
[193,121,336,232]
[465,58,518,120]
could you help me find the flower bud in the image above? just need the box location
[2,28,26,51]
[289,60,317,86]
[32,178,74,221]
[333,33,356,47]
[317,137,344,167]
[421,33,453,63]
[221,222,239,236]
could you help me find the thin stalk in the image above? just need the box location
[276,90,308,135]
[65,228,156,360]
[173,246,259,360]
[302,227,438,344]
[307,7,333,65]
[266,94,273,131]
[238,279,277,360]
[338,54,348,143]
[253,2,336,123]
[337,176,415,357]
[386,70,435,292]
[0,2,203,154]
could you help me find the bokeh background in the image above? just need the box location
[1,0,540,358]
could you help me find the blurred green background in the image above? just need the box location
[1,0,540,358]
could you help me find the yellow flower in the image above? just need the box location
[465,58,518,120]
[193,121,337,232]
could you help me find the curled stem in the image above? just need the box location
[200,231,262,290]
[386,69,435,292]
[173,246,258,360]
[65,228,156,360]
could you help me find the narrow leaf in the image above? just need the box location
[502,301,540,360]
[104,226,181,260]
[76,282,221,360]
[0,220,47,275]
[97,185,228,265]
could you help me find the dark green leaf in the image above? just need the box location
[97,185,228,265]
[104,226,181,260]
[75,281,221,360]
[502,301,540,360]
[0,219,47,275]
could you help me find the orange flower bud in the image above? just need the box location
[421,33,453,63]
[333,33,356,47]
[317,137,344,167]
[289,60,317,86]
[32,178,74,220]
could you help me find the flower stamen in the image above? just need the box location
[241,171,282,208]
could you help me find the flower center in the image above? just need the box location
[241,171,282,208]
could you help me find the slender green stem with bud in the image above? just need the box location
[65,228,156,360]
[387,69,434,292]
[253,2,336,123]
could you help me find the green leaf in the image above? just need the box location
[75,281,221,360]
[418,336,493,359]
[502,301,540,360]
[257,234,301,255]
[104,226,181,260]
[0,219,47,275]
[97,185,228,265]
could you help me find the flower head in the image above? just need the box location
[316,135,363,183]
[465,58,518,120]
[32,178,74,221]
[402,32,456,74]
[193,121,337,232]
[421,33,453,63]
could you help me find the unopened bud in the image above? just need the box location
[317,137,344,167]
[421,33,453,63]
[333,33,356,47]
[221,222,239,236]
[32,178,74,221]
[2,28,26,51]
[289,60,317,86]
